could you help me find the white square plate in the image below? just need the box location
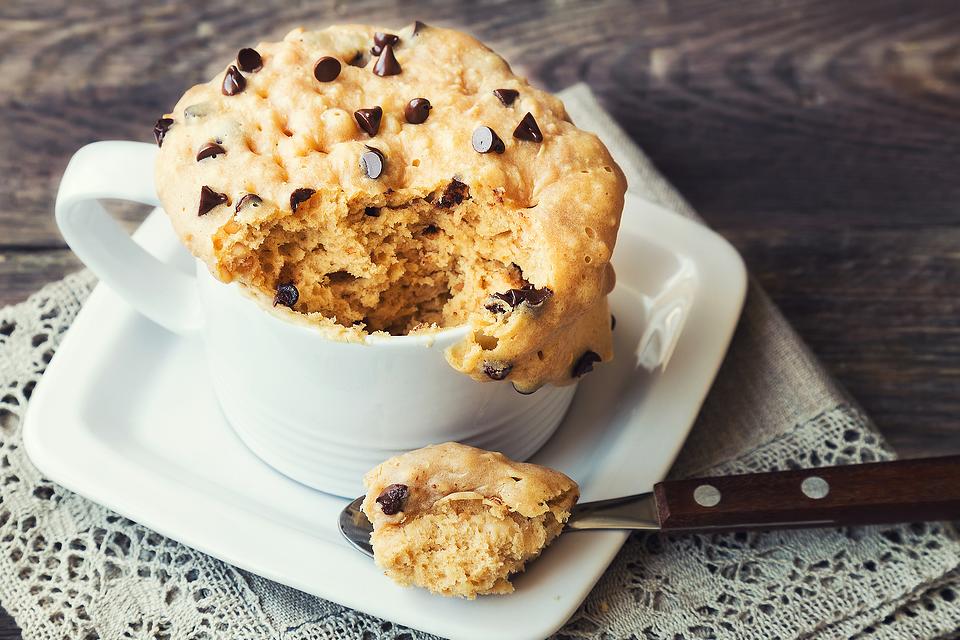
[24,193,745,640]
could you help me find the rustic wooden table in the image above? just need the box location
[2,0,958,636]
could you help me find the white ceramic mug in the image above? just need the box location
[55,141,578,497]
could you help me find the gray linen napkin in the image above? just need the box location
[0,84,958,640]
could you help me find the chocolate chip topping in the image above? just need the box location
[289,188,315,212]
[485,285,553,313]
[483,361,513,380]
[237,47,262,73]
[472,126,505,154]
[196,142,226,162]
[404,98,432,124]
[273,282,299,308]
[513,112,543,143]
[313,56,341,82]
[412,20,428,36]
[364,206,380,217]
[493,88,519,106]
[197,186,228,216]
[353,106,383,137]
[611,314,616,330]
[375,32,400,47]
[359,146,385,179]
[572,350,602,378]
[235,193,262,213]
[373,44,401,76]
[371,32,399,56]
[436,179,470,208]
[376,483,409,515]
[221,65,245,96]
[153,117,173,147]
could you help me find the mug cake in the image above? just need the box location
[362,442,579,597]
[153,22,626,393]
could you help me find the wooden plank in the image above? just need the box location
[0,251,83,307]
[0,616,19,640]
[726,226,960,456]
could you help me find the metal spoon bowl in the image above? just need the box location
[339,496,375,558]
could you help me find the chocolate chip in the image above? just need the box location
[373,44,401,76]
[412,20,428,36]
[196,142,226,162]
[273,282,299,308]
[436,179,470,208]
[472,126,505,154]
[371,32,399,56]
[236,193,262,213]
[485,285,553,313]
[423,224,439,235]
[197,186,228,216]
[404,98,432,124]
[483,361,513,380]
[237,47,262,73]
[513,112,543,143]
[364,206,380,217]
[222,65,245,96]
[354,106,383,137]
[359,146,385,179]
[493,89,519,106]
[376,483,409,515]
[153,117,174,147]
[373,33,399,50]
[290,188,315,212]
[611,314,616,330]
[572,350,602,378]
[485,300,504,314]
[313,56,341,82]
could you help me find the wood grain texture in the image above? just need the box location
[0,0,958,636]
[0,618,17,640]
[656,455,960,531]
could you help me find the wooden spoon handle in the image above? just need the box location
[654,455,960,533]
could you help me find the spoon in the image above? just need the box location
[340,454,960,558]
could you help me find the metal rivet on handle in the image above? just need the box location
[801,476,830,499]
[693,484,721,507]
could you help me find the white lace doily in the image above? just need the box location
[0,272,957,640]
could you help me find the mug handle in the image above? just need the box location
[55,141,203,335]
